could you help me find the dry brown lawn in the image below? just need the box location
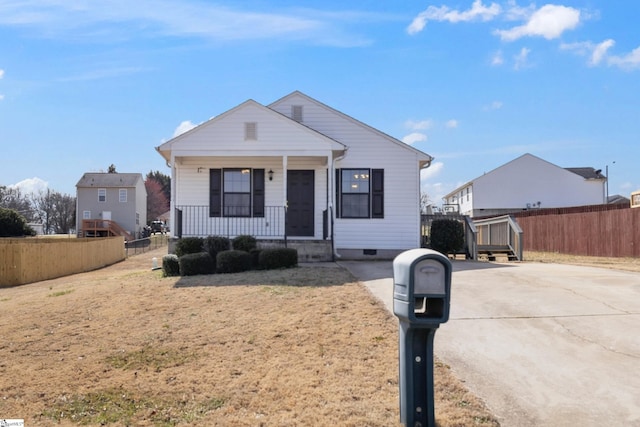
[524,251,640,273]
[0,246,498,427]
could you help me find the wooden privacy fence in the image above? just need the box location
[0,237,125,287]
[515,206,640,258]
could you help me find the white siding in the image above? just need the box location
[473,154,604,210]
[271,93,424,251]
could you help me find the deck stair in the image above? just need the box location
[81,219,133,241]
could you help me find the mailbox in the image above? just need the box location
[393,248,452,427]
[393,248,451,327]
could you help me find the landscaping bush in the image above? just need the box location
[232,235,257,252]
[216,250,253,274]
[175,237,204,257]
[259,248,298,270]
[203,236,231,259]
[429,218,464,256]
[249,249,262,269]
[162,254,180,277]
[0,207,36,237]
[178,252,215,276]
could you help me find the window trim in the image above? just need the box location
[119,188,127,203]
[98,188,106,203]
[209,168,265,218]
[336,168,384,219]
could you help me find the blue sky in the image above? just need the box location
[1,1,639,205]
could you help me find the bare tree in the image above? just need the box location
[0,185,34,221]
[420,192,433,214]
[31,189,76,234]
[145,178,169,222]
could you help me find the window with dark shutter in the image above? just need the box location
[209,169,222,217]
[253,169,265,217]
[335,168,384,219]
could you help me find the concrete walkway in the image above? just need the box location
[338,259,640,427]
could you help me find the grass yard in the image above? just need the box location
[0,247,498,426]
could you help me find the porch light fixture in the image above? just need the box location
[268,169,274,181]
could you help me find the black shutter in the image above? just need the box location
[371,169,384,218]
[253,169,265,217]
[335,169,341,218]
[209,169,222,217]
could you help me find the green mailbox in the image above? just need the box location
[393,248,452,427]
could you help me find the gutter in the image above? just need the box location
[331,148,349,260]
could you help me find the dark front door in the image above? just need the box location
[287,170,314,237]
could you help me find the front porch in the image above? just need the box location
[171,205,334,262]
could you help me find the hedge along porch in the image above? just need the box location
[157,91,434,260]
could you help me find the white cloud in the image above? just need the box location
[0,1,378,47]
[0,69,4,78]
[0,94,4,101]
[173,120,197,137]
[491,50,504,66]
[11,177,49,195]
[402,132,428,145]
[405,119,433,130]
[591,39,615,66]
[514,47,531,70]
[483,100,503,111]
[608,46,640,70]
[494,4,580,41]
[407,0,501,34]
[421,161,444,182]
[445,119,458,128]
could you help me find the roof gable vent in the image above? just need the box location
[292,105,303,123]
[244,122,257,140]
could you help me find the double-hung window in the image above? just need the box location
[98,189,106,202]
[119,189,127,203]
[209,168,265,217]
[336,168,384,218]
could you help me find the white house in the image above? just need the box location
[156,91,433,260]
[443,153,606,217]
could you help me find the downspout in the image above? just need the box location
[331,148,348,260]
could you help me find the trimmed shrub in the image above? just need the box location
[232,235,257,252]
[429,219,464,256]
[249,248,262,270]
[203,236,231,259]
[162,254,180,277]
[216,250,253,274]
[175,237,204,257]
[0,207,36,237]
[179,252,215,276]
[259,248,298,270]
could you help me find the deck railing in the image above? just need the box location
[175,205,286,238]
[473,215,523,261]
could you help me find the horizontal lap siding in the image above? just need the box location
[271,96,421,250]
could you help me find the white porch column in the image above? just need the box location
[170,154,177,236]
[282,156,288,208]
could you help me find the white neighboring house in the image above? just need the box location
[156,91,433,260]
[443,153,606,218]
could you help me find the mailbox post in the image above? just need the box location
[393,248,452,427]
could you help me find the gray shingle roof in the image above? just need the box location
[76,173,143,188]
[565,167,606,180]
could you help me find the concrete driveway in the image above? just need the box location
[338,259,640,427]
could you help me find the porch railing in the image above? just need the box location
[175,205,286,238]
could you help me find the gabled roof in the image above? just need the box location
[443,153,603,199]
[565,167,606,180]
[76,172,143,188]
[156,98,347,162]
[270,91,434,165]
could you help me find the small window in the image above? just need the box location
[136,213,140,225]
[466,187,469,202]
[209,168,265,218]
[83,210,91,219]
[119,189,127,203]
[292,105,303,122]
[98,188,106,202]
[245,122,257,140]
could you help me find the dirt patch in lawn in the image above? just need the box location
[0,247,498,427]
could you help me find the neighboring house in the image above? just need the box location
[156,91,433,260]
[443,153,606,218]
[76,173,147,239]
